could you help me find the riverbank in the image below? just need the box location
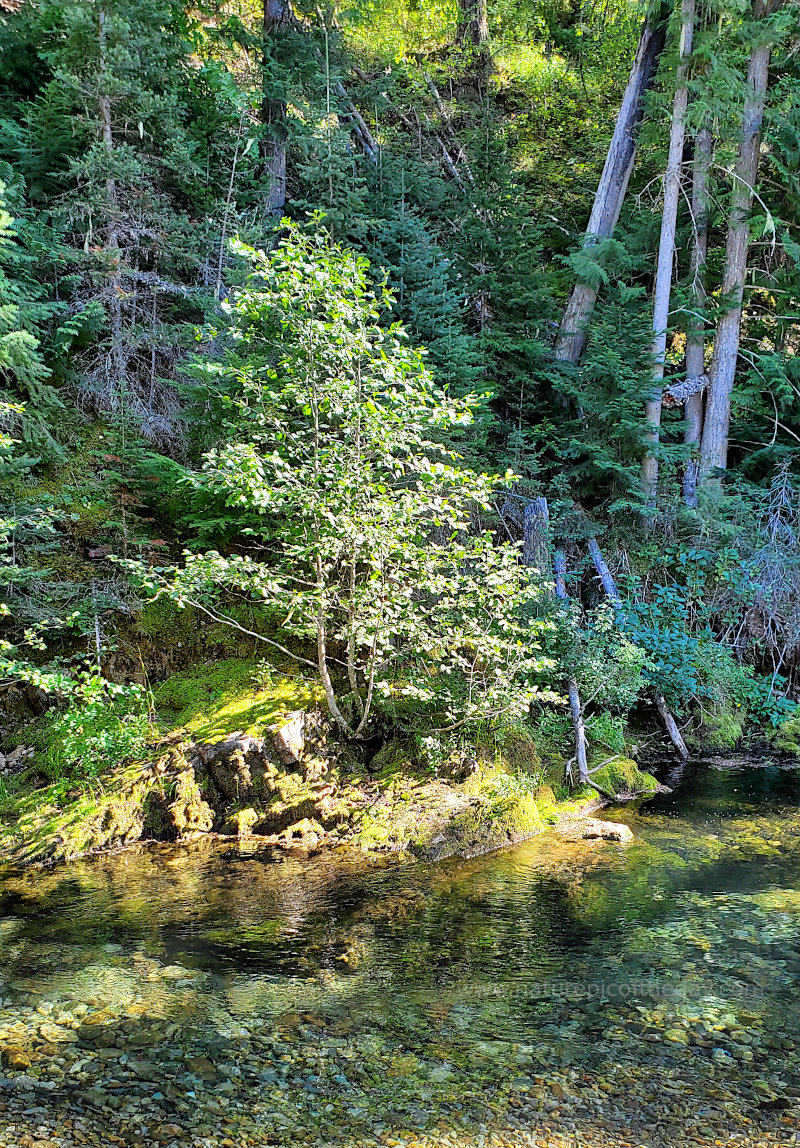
[0,658,666,868]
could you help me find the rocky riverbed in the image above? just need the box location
[1,762,800,1147]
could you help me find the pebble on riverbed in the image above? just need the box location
[0,884,798,1148]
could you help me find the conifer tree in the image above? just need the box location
[699,0,786,476]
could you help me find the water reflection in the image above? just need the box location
[0,762,799,1145]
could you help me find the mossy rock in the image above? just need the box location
[590,756,659,798]
[153,658,317,742]
[770,713,800,757]
[168,767,215,838]
[416,791,545,861]
[495,726,542,776]
[687,707,746,752]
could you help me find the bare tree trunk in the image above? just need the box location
[683,124,712,506]
[699,0,783,476]
[554,549,590,786]
[587,538,688,759]
[457,0,488,46]
[554,6,668,364]
[642,0,695,505]
[522,496,551,573]
[261,0,291,215]
[98,7,125,394]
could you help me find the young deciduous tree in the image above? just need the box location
[132,225,554,737]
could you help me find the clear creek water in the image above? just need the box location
[1,760,800,1147]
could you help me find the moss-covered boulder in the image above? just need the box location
[417,791,546,860]
[589,756,660,799]
[168,766,215,837]
[770,713,800,757]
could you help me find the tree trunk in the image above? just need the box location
[457,0,488,46]
[683,124,712,506]
[554,5,669,364]
[522,496,551,573]
[699,0,783,476]
[98,7,126,395]
[554,549,590,786]
[642,0,695,505]
[261,0,291,215]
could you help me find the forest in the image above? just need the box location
[3,4,800,1148]
[0,0,800,860]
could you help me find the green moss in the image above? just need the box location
[0,763,154,863]
[444,791,544,854]
[770,713,800,757]
[687,707,746,752]
[153,657,317,742]
[136,598,201,645]
[495,726,542,777]
[590,756,659,797]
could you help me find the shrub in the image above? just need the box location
[29,675,153,783]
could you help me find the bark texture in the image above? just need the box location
[457,0,489,46]
[554,5,669,364]
[642,0,695,504]
[699,0,783,475]
[260,0,292,214]
[683,125,712,505]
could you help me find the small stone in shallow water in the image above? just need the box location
[38,1023,78,1044]
[1,1046,32,1070]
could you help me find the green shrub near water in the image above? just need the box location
[24,674,153,784]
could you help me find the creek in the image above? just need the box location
[0,760,799,1147]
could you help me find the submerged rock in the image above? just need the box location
[556,817,634,843]
[581,818,634,843]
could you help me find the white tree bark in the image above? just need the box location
[699,0,783,475]
[683,125,712,506]
[554,6,668,364]
[642,0,695,504]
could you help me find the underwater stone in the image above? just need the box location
[581,819,634,842]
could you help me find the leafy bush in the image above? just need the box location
[131,225,555,739]
[29,675,153,783]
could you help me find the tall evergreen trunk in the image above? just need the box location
[260,0,291,214]
[98,6,126,394]
[457,0,488,46]
[699,0,783,475]
[682,124,712,506]
[554,5,668,365]
[641,0,695,504]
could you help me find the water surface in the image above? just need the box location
[1,761,799,1147]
